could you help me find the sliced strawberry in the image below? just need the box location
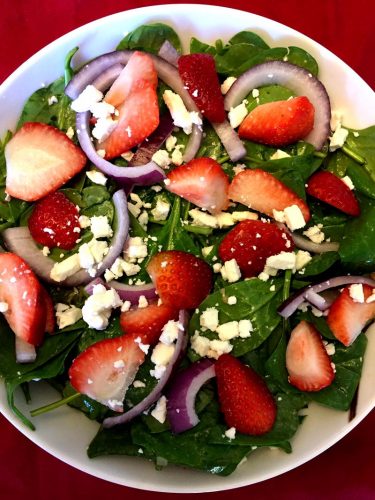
[306,171,360,216]
[28,191,81,250]
[229,169,310,222]
[166,157,229,214]
[100,80,159,160]
[5,122,86,202]
[120,301,179,345]
[238,96,315,147]
[69,332,145,412]
[147,250,213,310]
[104,51,158,108]
[0,253,46,345]
[218,219,294,277]
[40,287,55,334]
[286,320,335,392]
[178,53,226,123]
[215,354,277,435]
[327,285,375,346]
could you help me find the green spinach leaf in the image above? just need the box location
[117,23,182,54]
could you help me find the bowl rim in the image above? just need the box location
[0,3,374,493]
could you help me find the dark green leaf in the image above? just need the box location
[228,31,269,49]
[296,252,339,277]
[117,23,182,54]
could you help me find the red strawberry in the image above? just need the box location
[215,354,277,435]
[28,191,81,250]
[100,80,160,160]
[286,320,335,392]
[238,96,315,146]
[327,285,375,346]
[69,332,145,412]
[306,171,360,216]
[104,51,158,108]
[147,250,213,310]
[41,287,55,334]
[229,169,310,222]
[166,157,229,214]
[0,253,46,345]
[218,219,294,277]
[120,301,179,345]
[5,122,86,202]
[178,53,226,123]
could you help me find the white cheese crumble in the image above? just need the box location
[224,427,236,440]
[200,308,220,332]
[92,117,118,143]
[266,252,296,270]
[270,149,291,160]
[55,304,82,329]
[151,395,167,423]
[0,301,9,313]
[82,284,122,330]
[303,224,325,244]
[50,254,81,282]
[86,170,107,186]
[227,296,237,305]
[341,175,355,190]
[163,90,202,134]
[191,333,233,359]
[152,149,171,169]
[71,85,103,112]
[283,205,306,231]
[228,101,248,129]
[159,320,180,345]
[220,76,237,95]
[151,199,171,222]
[295,250,312,271]
[220,259,241,282]
[349,284,365,303]
[329,123,349,152]
[48,95,58,106]
[165,135,177,152]
[66,126,74,140]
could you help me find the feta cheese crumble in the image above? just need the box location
[228,101,248,129]
[163,90,202,134]
[82,284,122,330]
[86,170,108,186]
[55,304,82,329]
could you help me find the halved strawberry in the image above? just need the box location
[327,285,375,346]
[69,332,145,412]
[41,287,55,334]
[229,169,310,222]
[28,191,81,250]
[178,53,226,123]
[306,171,360,216]
[104,51,158,108]
[147,250,213,310]
[0,253,46,345]
[215,354,277,435]
[166,157,229,214]
[238,96,315,147]
[120,301,179,345]
[100,80,159,160]
[218,219,294,277]
[286,320,335,392]
[5,122,86,202]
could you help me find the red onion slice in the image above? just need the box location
[103,310,189,428]
[304,290,330,311]
[211,120,246,162]
[90,63,124,93]
[66,51,203,175]
[292,233,340,253]
[279,275,375,318]
[224,61,331,150]
[84,278,157,305]
[158,40,179,67]
[128,113,174,167]
[15,337,37,364]
[167,358,215,434]
[2,190,129,287]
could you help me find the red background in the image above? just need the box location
[1,1,374,499]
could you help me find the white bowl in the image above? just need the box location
[0,4,374,493]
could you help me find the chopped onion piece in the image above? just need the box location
[211,120,246,162]
[85,278,157,305]
[292,233,340,253]
[15,337,37,364]
[158,40,179,67]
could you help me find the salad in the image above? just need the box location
[0,22,375,477]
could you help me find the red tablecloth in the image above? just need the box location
[1,1,374,499]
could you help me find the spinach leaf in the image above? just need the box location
[17,77,75,132]
[88,424,153,459]
[228,31,269,49]
[266,332,367,410]
[309,201,348,241]
[117,23,182,54]
[339,196,375,270]
[295,251,339,278]
[346,127,375,184]
[246,85,294,113]
[189,279,283,357]
[196,123,225,160]
[208,392,307,451]
[0,318,83,429]
[190,37,216,55]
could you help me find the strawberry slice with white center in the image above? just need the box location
[69,332,146,412]
[5,122,86,202]
[229,168,310,222]
[100,80,160,160]
[104,51,158,108]
[120,301,179,345]
[327,284,375,346]
[166,157,230,214]
[0,253,46,345]
[286,320,335,392]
